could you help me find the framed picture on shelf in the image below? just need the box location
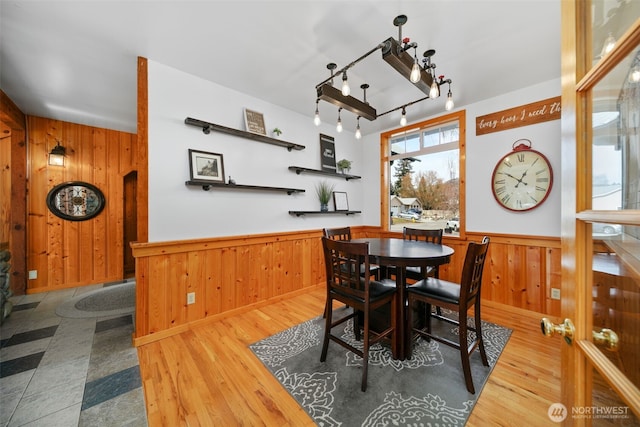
[333,191,349,211]
[320,133,337,173]
[189,149,225,183]
[244,108,267,135]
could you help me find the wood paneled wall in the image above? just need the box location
[1,90,27,294]
[27,116,137,292]
[132,227,561,345]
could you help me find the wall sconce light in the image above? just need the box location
[48,142,66,166]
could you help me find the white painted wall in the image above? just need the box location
[359,79,562,237]
[147,59,561,242]
[147,60,367,242]
[465,79,561,236]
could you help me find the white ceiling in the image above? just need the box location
[0,0,561,135]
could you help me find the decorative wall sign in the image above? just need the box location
[320,133,337,173]
[243,108,266,135]
[476,96,561,135]
[189,149,225,183]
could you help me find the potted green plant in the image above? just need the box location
[337,158,352,174]
[272,127,283,138]
[315,180,335,212]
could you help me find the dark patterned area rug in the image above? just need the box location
[250,307,511,426]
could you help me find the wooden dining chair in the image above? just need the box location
[321,237,397,391]
[382,228,443,282]
[406,236,490,394]
[403,227,444,281]
[322,226,352,242]
[323,228,380,279]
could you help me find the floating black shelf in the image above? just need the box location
[185,117,305,151]
[186,181,304,195]
[288,166,361,180]
[288,210,362,217]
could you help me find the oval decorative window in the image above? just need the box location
[46,181,106,221]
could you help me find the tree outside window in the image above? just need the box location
[385,113,463,234]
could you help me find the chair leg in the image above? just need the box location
[407,296,414,359]
[475,300,489,366]
[361,311,369,392]
[425,303,432,340]
[320,299,332,362]
[458,312,475,394]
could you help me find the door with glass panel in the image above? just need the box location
[550,2,640,424]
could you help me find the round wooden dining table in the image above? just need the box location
[350,237,455,360]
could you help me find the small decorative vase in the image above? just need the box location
[320,203,329,212]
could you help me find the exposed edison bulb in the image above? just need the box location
[314,113,321,126]
[630,67,640,83]
[445,92,454,111]
[410,61,421,83]
[355,125,362,139]
[336,118,343,133]
[400,109,407,126]
[341,72,350,96]
[602,33,616,56]
[429,81,440,98]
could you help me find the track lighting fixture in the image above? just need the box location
[314,14,454,137]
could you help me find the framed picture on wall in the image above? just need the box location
[333,191,349,211]
[189,149,225,183]
[244,108,267,135]
[320,133,337,172]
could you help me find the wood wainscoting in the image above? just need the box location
[132,227,561,345]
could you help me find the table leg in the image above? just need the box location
[395,267,407,360]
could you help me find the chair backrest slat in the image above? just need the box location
[323,227,352,241]
[459,236,490,302]
[403,227,443,244]
[322,237,370,299]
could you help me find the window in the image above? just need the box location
[382,111,465,234]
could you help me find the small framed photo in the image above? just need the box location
[244,108,266,135]
[333,191,349,211]
[189,149,225,183]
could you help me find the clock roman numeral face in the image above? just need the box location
[491,149,553,211]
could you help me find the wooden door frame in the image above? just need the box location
[1,90,27,295]
[561,2,640,424]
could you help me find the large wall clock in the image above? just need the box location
[491,139,553,211]
[46,181,106,221]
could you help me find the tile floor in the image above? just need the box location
[0,282,147,426]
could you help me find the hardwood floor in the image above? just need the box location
[137,287,560,426]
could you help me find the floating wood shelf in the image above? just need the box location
[288,210,361,217]
[186,181,304,195]
[288,166,361,180]
[185,117,305,151]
